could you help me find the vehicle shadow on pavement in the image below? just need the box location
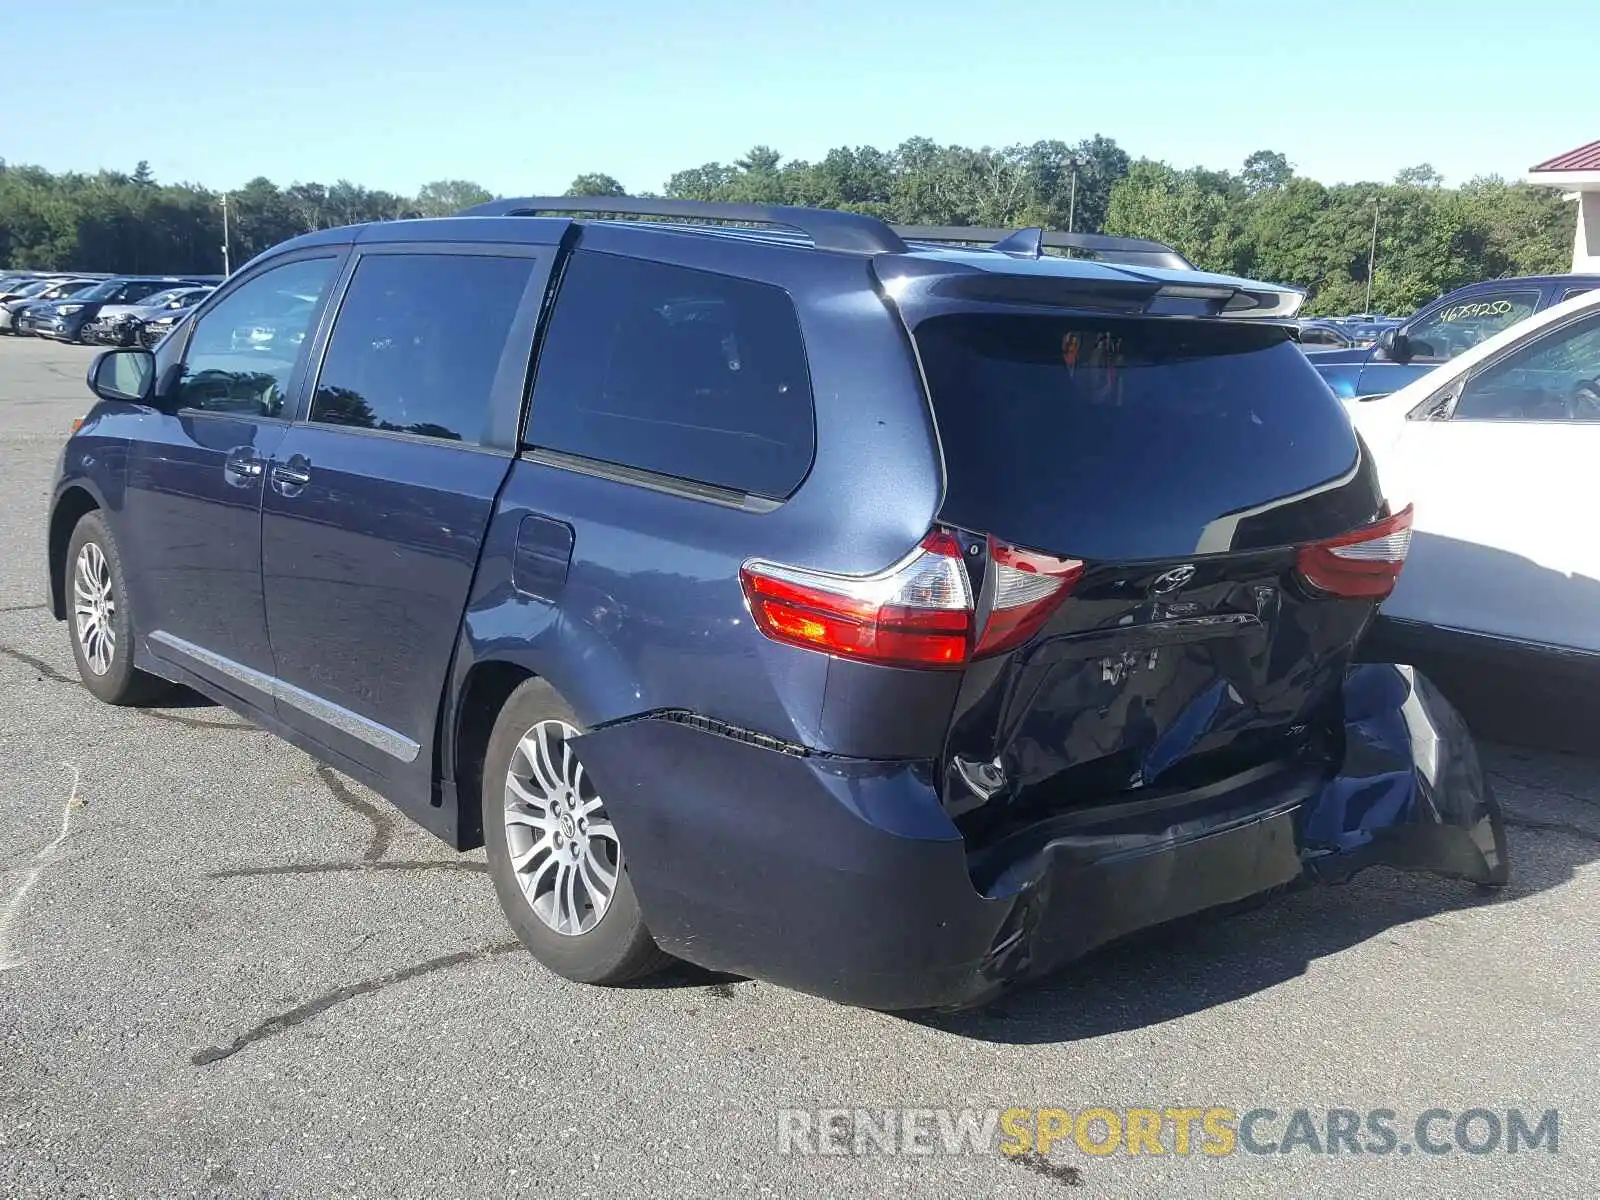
[629,962,748,993]
[917,802,1599,1045]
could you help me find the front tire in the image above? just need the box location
[64,512,170,706]
[482,678,671,985]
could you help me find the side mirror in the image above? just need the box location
[87,347,156,404]
[1379,327,1413,364]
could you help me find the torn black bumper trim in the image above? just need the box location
[1300,662,1508,887]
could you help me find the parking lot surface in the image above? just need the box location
[2,336,1597,1198]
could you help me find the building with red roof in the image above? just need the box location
[1528,140,1600,271]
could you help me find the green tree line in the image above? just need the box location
[0,139,1573,316]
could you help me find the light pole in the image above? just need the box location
[1364,198,1379,313]
[1067,157,1082,234]
[220,192,232,277]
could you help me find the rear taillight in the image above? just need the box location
[1295,504,1414,599]
[741,532,972,669]
[973,539,1086,657]
[740,531,1085,669]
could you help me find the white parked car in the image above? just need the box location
[1345,286,1600,680]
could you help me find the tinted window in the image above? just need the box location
[77,281,124,302]
[1561,286,1596,303]
[526,251,815,498]
[1453,311,1600,422]
[119,281,168,303]
[309,253,534,445]
[915,315,1360,561]
[1403,289,1539,363]
[175,257,337,416]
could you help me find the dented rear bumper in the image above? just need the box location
[575,664,1508,1011]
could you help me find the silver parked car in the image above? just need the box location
[83,286,215,346]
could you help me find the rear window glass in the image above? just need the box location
[915,315,1360,562]
[525,250,815,499]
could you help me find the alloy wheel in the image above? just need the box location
[72,542,116,676]
[502,720,621,937]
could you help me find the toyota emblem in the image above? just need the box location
[1151,565,1197,595]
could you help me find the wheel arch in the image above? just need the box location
[47,485,105,620]
[441,616,646,849]
[449,658,547,850]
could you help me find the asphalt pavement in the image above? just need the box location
[1,335,1597,1199]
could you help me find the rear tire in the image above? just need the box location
[64,511,171,706]
[482,678,671,985]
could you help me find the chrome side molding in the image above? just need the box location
[148,630,421,763]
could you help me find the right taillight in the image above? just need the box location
[1295,504,1414,599]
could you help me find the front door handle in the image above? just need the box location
[223,446,264,487]
[270,456,312,495]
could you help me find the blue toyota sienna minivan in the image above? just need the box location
[46,199,1508,1010]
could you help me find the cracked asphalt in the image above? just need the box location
[2,336,1598,1198]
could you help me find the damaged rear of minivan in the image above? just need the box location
[906,294,1506,1003]
[577,252,1508,1011]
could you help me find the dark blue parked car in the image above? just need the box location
[45,199,1508,1009]
[1312,274,1600,401]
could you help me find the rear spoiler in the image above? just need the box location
[893,225,1194,271]
[877,260,1307,322]
[889,226,1304,319]
[1155,279,1307,320]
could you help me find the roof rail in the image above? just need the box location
[892,225,1194,271]
[454,196,909,255]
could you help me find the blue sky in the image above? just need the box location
[5,0,1593,195]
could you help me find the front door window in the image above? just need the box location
[1400,290,1540,364]
[173,258,338,416]
[1451,311,1600,422]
